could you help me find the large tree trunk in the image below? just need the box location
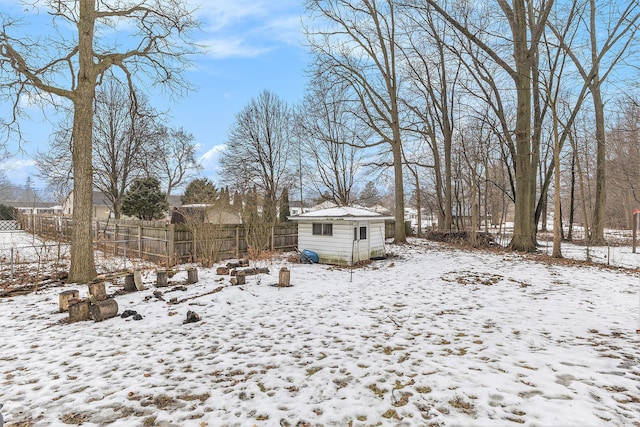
[590,82,606,244]
[392,140,407,242]
[68,0,97,284]
[508,0,537,252]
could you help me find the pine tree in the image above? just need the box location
[181,178,218,205]
[121,177,168,220]
[279,187,290,222]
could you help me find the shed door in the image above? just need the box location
[353,221,369,263]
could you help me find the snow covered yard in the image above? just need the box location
[0,233,639,426]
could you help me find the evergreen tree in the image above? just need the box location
[0,204,16,220]
[279,187,290,222]
[242,187,259,225]
[232,190,242,213]
[181,178,218,205]
[219,186,230,206]
[121,177,168,220]
[262,192,276,225]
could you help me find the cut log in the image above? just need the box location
[226,259,249,269]
[88,282,107,302]
[232,267,269,276]
[156,270,168,287]
[134,270,144,291]
[124,274,137,292]
[68,299,90,322]
[279,268,291,287]
[59,290,79,312]
[187,268,199,284]
[216,266,229,275]
[236,271,246,285]
[90,298,119,322]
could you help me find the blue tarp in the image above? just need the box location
[301,249,319,264]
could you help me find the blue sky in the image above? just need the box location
[0,0,310,192]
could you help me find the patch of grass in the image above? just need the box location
[306,366,322,377]
[367,383,387,397]
[392,391,412,407]
[381,409,401,420]
[143,416,156,427]
[449,396,475,414]
[416,386,432,394]
[60,412,91,425]
[483,320,496,329]
[178,393,210,402]
[150,395,176,410]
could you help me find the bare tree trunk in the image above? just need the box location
[509,0,537,252]
[392,141,406,242]
[552,103,562,258]
[568,152,576,240]
[69,0,97,283]
[590,82,606,243]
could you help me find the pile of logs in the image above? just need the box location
[60,281,119,322]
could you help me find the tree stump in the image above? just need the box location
[90,298,119,322]
[236,271,246,285]
[156,270,168,287]
[88,282,107,302]
[134,270,144,291]
[59,290,79,312]
[279,267,291,287]
[69,299,90,322]
[187,268,198,284]
[124,273,137,292]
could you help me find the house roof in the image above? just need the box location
[288,206,393,221]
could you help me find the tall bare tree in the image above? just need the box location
[37,80,193,219]
[219,90,295,221]
[0,0,198,283]
[548,0,640,243]
[93,81,161,219]
[420,0,555,251]
[144,126,200,197]
[297,79,367,206]
[305,0,407,242]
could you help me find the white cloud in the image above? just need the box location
[197,144,227,180]
[202,37,272,59]
[190,0,303,59]
[190,0,268,32]
[262,15,304,46]
[0,157,37,185]
[199,144,226,163]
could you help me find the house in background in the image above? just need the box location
[288,200,312,216]
[288,206,393,265]
[171,204,242,225]
[63,191,184,220]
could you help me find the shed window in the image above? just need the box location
[312,223,333,236]
[359,226,367,240]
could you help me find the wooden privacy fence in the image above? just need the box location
[22,214,299,267]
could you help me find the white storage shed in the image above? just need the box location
[288,206,392,265]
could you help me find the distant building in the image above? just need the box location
[63,191,183,219]
[171,204,242,225]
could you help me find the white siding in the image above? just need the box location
[298,219,387,265]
